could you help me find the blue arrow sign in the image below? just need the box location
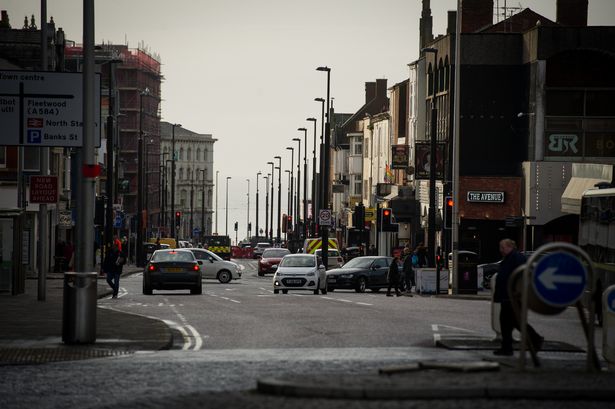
[113,216,123,228]
[607,288,615,314]
[533,252,587,307]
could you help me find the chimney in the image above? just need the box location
[0,10,10,29]
[461,0,493,33]
[375,79,388,97]
[447,10,457,34]
[556,0,588,27]
[419,0,434,50]
[365,82,376,103]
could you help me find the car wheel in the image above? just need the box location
[258,271,264,277]
[274,289,279,294]
[217,270,232,284]
[355,277,367,293]
[370,287,381,293]
[282,289,288,294]
[142,279,152,295]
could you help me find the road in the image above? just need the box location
[0,259,599,409]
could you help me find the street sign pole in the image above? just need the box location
[38,0,49,301]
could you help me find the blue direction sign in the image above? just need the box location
[192,227,201,237]
[113,216,123,228]
[533,252,587,307]
[607,288,615,313]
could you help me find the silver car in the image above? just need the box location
[273,254,327,295]
[187,248,242,283]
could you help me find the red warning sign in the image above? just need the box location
[29,176,58,204]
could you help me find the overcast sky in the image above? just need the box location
[3,0,615,240]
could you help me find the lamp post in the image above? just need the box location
[200,168,206,242]
[225,176,231,236]
[315,98,325,229]
[136,87,150,267]
[171,123,181,239]
[422,47,439,269]
[256,172,261,239]
[267,161,275,241]
[160,152,169,232]
[285,147,294,240]
[246,178,250,240]
[165,158,172,234]
[298,127,308,240]
[307,117,317,236]
[265,173,270,239]
[292,137,301,238]
[144,136,153,237]
[285,169,291,241]
[189,169,195,239]
[274,156,282,244]
[316,65,331,269]
[215,170,219,234]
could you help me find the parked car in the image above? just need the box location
[253,242,272,258]
[479,251,537,289]
[258,248,291,276]
[341,246,363,263]
[273,254,327,295]
[314,248,344,269]
[186,248,242,283]
[326,256,392,293]
[142,249,202,295]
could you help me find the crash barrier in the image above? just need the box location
[604,285,615,368]
[231,247,254,259]
[512,242,599,371]
[416,268,449,294]
[62,272,97,344]
[490,273,501,339]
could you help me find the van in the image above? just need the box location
[303,238,339,254]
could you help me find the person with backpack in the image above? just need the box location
[104,243,126,299]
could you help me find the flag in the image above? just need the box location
[385,164,394,183]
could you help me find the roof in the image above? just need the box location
[479,8,559,34]
[160,121,214,142]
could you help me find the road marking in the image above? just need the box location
[338,299,353,303]
[185,325,203,350]
[355,302,373,306]
[164,298,204,351]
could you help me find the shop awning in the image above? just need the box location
[561,177,609,214]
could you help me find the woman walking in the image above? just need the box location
[387,256,402,297]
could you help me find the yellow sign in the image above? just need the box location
[365,207,376,222]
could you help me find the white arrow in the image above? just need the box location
[538,266,583,290]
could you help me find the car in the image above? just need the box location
[142,249,202,295]
[314,248,344,269]
[253,242,272,258]
[326,256,393,293]
[186,248,242,283]
[178,240,193,248]
[258,248,291,276]
[273,254,327,295]
[341,246,363,263]
[479,251,538,289]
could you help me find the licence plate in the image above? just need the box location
[166,268,182,272]
[287,279,302,284]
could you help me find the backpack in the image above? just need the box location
[411,254,419,267]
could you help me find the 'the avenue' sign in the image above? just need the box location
[467,191,505,203]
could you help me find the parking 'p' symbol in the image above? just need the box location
[27,129,42,144]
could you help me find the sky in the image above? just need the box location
[3,0,615,241]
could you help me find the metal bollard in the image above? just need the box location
[62,272,97,344]
[490,273,501,340]
[603,285,615,369]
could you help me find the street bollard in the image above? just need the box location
[62,272,97,344]
[490,273,501,340]
[603,285,615,369]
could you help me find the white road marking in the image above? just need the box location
[185,324,203,351]
[355,302,373,306]
[164,298,204,351]
[338,299,353,303]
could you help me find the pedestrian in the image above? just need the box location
[415,243,428,267]
[386,256,402,297]
[155,237,161,250]
[493,239,544,356]
[368,244,377,256]
[104,243,126,299]
[402,247,415,294]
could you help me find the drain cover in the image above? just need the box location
[0,347,133,365]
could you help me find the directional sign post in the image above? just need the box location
[532,252,587,307]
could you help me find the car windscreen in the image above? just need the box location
[280,256,315,268]
[152,251,195,262]
[262,249,290,258]
[342,257,374,269]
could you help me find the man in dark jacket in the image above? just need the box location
[104,244,125,299]
[402,248,415,294]
[387,257,402,297]
[494,239,543,356]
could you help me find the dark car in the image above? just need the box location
[258,248,291,276]
[341,246,363,263]
[479,251,537,289]
[143,249,202,295]
[326,256,392,293]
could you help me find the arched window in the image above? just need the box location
[179,168,183,180]
[444,57,450,90]
[195,168,200,180]
[208,189,213,207]
[196,148,201,161]
[204,148,208,162]
[187,147,192,161]
[179,148,184,160]
[438,59,445,92]
[427,63,433,96]
[180,189,187,207]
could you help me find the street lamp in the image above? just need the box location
[160,152,170,232]
[264,173,270,240]
[171,123,181,239]
[307,117,317,236]
[267,161,275,241]
[422,46,438,269]
[274,156,282,244]
[225,176,231,236]
[285,169,291,242]
[200,168,206,241]
[136,87,150,267]
[292,137,301,236]
[256,172,262,239]
[286,147,294,240]
[315,97,325,225]
[298,127,308,239]
[316,65,331,268]
[246,178,250,240]
[144,136,154,237]
[215,170,219,234]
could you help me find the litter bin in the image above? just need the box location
[62,272,97,344]
[457,252,478,294]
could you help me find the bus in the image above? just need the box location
[579,187,615,326]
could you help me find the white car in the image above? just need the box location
[253,242,272,258]
[273,254,327,295]
[314,248,345,269]
[187,248,242,283]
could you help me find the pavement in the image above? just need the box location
[0,265,173,365]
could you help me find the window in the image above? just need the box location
[204,149,208,161]
[196,148,201,161]
[187,148,192,161]
[196,168,200,180]
[352,176,362,196]
[586,91,615,117]
[24,147,40,171]
[180,190,187,207]
[179,148,184,160]
[0,147,6,168]
[179,168,183,180]
[373,258,388,268]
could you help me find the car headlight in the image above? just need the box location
[276,273,284,277]
[340,273,354,278]
[307,272,315,276]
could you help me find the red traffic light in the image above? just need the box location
[175,211,181,217]
[446,198,454,207]
[383,209,391,216]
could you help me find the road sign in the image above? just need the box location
[532,252,587,307]
[193,227,201,236]
[318,209,332,226]
[113,216,123,229]
[364,207,376,222]
[29,175,58,204]
[58,210,73,228]
[0,70,101,147]
[607,287,615,314]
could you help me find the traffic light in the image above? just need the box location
[248,222,252,232]
[287,215,292,232]
[378,207,398,232]
[282,214,287,232]
[444,196,453,230]
[353,203,365,230]
[175,211,181,228]
[234,221,238,232]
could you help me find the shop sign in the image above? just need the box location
[467,191,505,203]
